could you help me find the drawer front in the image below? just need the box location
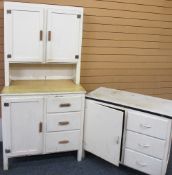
[125,131,166,159]
[124,149,162,175]
[45,131,80,153]
[46,112,81,132]
[127,110,170,139]
[46,95,82,113]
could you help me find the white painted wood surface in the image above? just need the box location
[4,4,44,62]
[84,99,124,166]
[124,149,162,175]
[46,112,81,132]
[87,87,172,175]
[1,93,85,170]
[46,9,81,62]
[127,110,171,140]
[46,95,82,113]
[2,96,44,169]
[4,1,83,85]
[125,131,166,159]
[87,87,172,117]
[45,130,80,153]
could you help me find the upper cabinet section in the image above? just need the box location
[4,5,44,62]
[4,2,83,63]
[46,9,81,63]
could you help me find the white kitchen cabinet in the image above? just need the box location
[84,99,124,166]
[86,87,172,175]
[2,96,44,170]
[46,9,82,62]
[4,4,44,62]
[4,2,83,63]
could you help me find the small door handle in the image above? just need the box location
[40,30,43,41]
[48,31,51,41]
[59,103,71,107]
[59,140,69,144]
[58,121,69,125]
[39,122,43,133]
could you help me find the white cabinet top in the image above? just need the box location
[87,87,172,117]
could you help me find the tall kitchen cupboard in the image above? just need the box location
[1,2,85,170]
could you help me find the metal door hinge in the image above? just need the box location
[77,14,81,18]
[75,55,79,59]
[7,10,11,14]
[7,54,12,59]
[5,149,11,153]
[4,103,9,107]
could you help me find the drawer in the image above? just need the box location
[46,112,81,132]
[125,131,166,159]
[124,149,162,175]
[127,110,171,140]
[46,95,82,113]
[45,130,80,153]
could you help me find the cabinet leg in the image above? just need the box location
[77,149,82,162]
[3,154,8,170]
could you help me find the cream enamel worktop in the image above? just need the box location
[1,80,86,95]
[87,87,172,117]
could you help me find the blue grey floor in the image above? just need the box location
[0,144,171,175]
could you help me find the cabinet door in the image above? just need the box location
[46,9,82,62]
[84,99,124,166]
[4,5,44,62]
[2,97,44,156]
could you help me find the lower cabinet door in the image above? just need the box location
[84,99,124,166]
[3,97,44,156]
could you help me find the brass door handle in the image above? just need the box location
[59,140,69,144]
[48,31,51,41]
[59,103,71,107]
[58,121,70,125]
[39,122,43,133]
[40,30,43,41]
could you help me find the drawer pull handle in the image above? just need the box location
[58,121,69,125]
[138,143,150,148]
[60,103,71,107]
[59,140,69,144]
[136,161,147,167]
[140,124,152,129]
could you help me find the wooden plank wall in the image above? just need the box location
[1,0,172,99]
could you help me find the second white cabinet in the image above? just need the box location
[4,2,83,63]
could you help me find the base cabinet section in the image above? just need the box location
[1,93,85,170]
[124,149,162,175]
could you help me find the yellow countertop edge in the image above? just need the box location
[0,80,86,95]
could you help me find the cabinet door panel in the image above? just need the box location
[46,9,81,62]
[4,97,43,156]
[5,7,44,62]
[84,99,124,166]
